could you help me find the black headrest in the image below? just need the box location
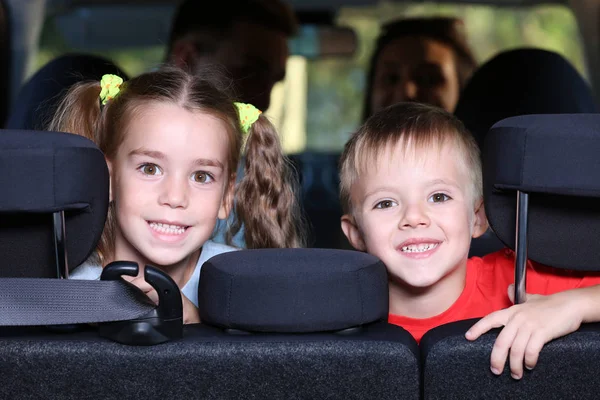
[0,129,109,277]
[483,114,600,271]
[6,53,128,130]
[198,249,388,332]
[455,48,597,150]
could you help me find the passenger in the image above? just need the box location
[363,17,476,121]
[165,0,297,111]
[49,67,305,323]
[339,102,600,379]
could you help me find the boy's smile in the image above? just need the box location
[342,139,487,317]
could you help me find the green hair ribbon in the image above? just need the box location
[99,74,124,105]
[235,102,262,133]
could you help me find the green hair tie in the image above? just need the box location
[99,74,124,105]
[235,102,262,133]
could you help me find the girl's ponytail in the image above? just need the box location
[47,82,102,143]
[231,113,306,249]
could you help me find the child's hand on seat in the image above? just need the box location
[464,284,584,380]
[121,275,200,324]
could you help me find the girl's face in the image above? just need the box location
[107,102,233,270]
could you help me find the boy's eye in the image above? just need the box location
[429,193,451,203]
[192,171,213,183]
[139,163,162,176]
[374,200,397,209]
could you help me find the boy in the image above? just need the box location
[339,102,600,380]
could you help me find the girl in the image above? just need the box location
[50,67,305,323]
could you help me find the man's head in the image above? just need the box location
[167,0,298,111]
[339,102,487,293]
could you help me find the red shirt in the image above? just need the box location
[388,249,600,343]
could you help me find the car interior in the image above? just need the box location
[1,0,600,398]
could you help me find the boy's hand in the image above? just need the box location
[465,284,583,380]
[122,275,200,324]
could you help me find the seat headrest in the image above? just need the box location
[6,53,128,131]
[198,248,388,333]
[455,48,597,151]
[0,129,109,277]
[483,114,600,271]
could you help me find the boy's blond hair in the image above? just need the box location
[339,102,482,214]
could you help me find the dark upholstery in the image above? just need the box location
[199,248,388,332]
[288,151,349,249]
[455,48,597,151]
[0,129,109,277]
[0,322,420,399]
[456,48,597,258]
[6,53,128,131]
[422,320,600,400]
[422,114,600,399]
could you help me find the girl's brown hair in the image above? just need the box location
[49,66,305,263]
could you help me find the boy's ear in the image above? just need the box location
[218,176,235,220]
[341,214,366,251]
[471,198,489,238]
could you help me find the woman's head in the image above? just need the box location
[364,17,477,120]
[50,66,305,267]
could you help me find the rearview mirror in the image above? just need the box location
[290,24,357,59]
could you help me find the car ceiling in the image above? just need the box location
[47,0,569,10]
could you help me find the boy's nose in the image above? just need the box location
[399,203,429,229]
[159,175,189,209]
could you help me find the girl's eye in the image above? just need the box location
[429,193,451,203]
[374,200,397,209]
[192,171,213,183]
[140,163,161,176]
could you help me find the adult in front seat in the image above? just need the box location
[165,0,298,111]
[363,17,477,121]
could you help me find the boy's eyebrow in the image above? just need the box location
[363,185,400,199]
[128,149,224,170]
[426,178,461,189]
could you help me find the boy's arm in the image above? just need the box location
[465,284,600,380]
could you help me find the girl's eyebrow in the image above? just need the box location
[128,148,224,170]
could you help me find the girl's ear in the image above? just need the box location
[106,158,114,203]
[218,175,235,220]
[472,198,489,238]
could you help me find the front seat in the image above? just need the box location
[421,114,600,399]
[0,129,420,399]
[454,48,598,258]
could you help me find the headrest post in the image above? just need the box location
[514,191,529,304]
[53,211,69,279]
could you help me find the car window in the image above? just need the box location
[33,3,585,154]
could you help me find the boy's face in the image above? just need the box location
[341,140,487,291]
